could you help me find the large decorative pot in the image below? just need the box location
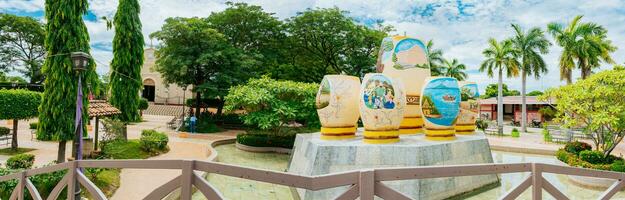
[316,75,361,140]
[420,77,461,140]
[359,73,406,144]
[456,82,480,134]
[377,36,431,134]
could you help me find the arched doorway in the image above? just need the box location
[142,78,156,102]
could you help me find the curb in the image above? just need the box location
[235,142,291,154]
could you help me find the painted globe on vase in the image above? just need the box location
[359,73,406,144]
[316,75,361,140]
[420,77,461,140]
[456,82,480,134]
[377,36,431,135]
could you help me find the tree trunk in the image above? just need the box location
[497,68,504,135]
[521,70,527,133]
[195,91,201,118]
[122,123,128,141]
[216,99,224,116]
[57,140,66,163]
[11,119,18,150]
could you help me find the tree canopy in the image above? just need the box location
[150,17,250,116]
[0,14,46,84]
[483,83,520,98]
[0,89,41,120]
[109,0,144,122]
[541,67,625,156]
[527,90,544,96]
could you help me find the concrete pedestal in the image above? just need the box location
[287,131,499,200]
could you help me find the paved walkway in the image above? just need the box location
[110,115,240,199]
[0,120,72,166]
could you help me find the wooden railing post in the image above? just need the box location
[532,163,542,200]
[359,169,374,200]
[18,171,25,200]
[67,161,77,200]
[181,160,194,200]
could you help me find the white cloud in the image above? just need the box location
[3,0,625,94]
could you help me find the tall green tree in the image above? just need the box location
[441,58,467,81]
[284,8,388,82]
[480,39,520,135]
[547,15,617,84]
[425,40,445,76]
[0,90,41,150]
[109,0,144,123]
[150,17,248,117]
[38,0,98,163]
[0,14,46,84]
[509,24,551,132]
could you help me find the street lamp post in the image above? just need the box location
[70,52,90,199]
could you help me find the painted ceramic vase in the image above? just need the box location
[359,73,406,144]
[377,36,431,135]
[456,82,480,134]
[420,77,461,140]
[316,75,361,140]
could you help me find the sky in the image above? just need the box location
[1,0,624,93]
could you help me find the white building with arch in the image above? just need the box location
[141,48,193,105]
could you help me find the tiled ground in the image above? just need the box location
[193,144,293,200]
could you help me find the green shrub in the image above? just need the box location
[556,149,570,162]
[237,133,296,149]
[476,119,488,132]
[542,128,552,142]
[6,153,35,169]
[564,141,592,155]
[100,118,126,146]
[29,122,37,129]
[579,150,604,164]
[140,130,169,153]
[0,127,9,136]
[225,76,319,134]
[0,162,68,199]
[611,160,625,172]
[511,128,520,137]
[102,140,150,159]
[138,98,149,110]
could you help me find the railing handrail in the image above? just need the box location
[0,160,624,200]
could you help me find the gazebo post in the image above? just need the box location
[94,116,99,150]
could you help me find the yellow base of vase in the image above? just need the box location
[320,126,357,140]
[399,117,424,135]
[424,129,456,141]
[363,130,400,144]
[455,124,476,134]
[320,134,356,140]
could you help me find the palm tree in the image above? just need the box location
[426,40,445,76]
[509,24,551,132]
[547,15,616,84]
[442,58,467,81]
[480,39,520,135]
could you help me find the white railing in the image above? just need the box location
[0,160,624,200]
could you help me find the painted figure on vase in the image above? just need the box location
[456,82,480,134]
[316,75,361,140]
[359,74,406,144]
[377,36,430,135]
[420,77,461,140]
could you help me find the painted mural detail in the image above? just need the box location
[362,75,396,109]
[456,82,480,134]
[316,75,361,140]
[421,77,461,127]
[377,35,431,135]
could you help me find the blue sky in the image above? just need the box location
[2,0,625,94]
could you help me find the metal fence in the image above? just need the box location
[0,160,623,200]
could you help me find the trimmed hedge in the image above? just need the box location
[138,98,149,110]
[0,127,9,136]
[557,142,625,173]
[579,150,604,164]
[236,133,296,149]
[511,128,520,138]
[6,153,34,169]
[0,89,41,120]
[140,130,169,153]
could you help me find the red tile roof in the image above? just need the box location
[89,100,121,117]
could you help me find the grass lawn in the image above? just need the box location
[85,169,121,198]
[101,139,169,159]
[0,147,36,156]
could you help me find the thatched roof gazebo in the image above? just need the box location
[89,100,121,150]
